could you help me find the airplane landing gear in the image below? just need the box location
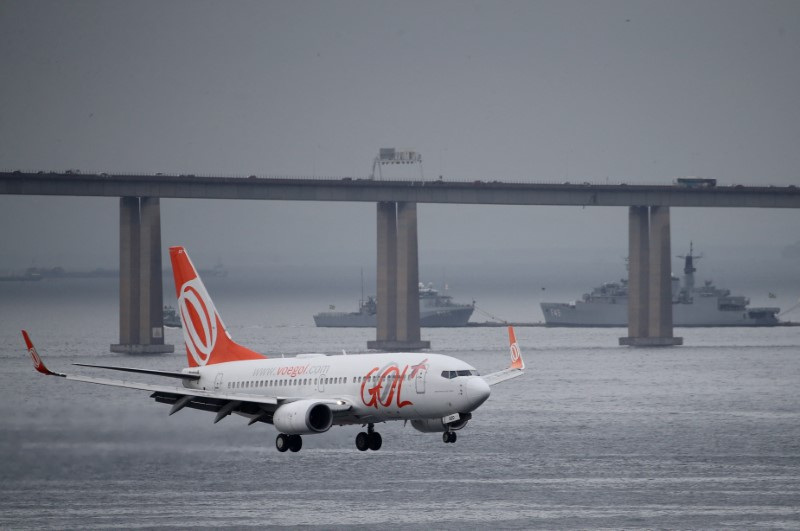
[442,431,457,444]
[356,423,382,451]
[276,433,303,452]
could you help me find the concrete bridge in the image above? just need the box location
[3,171,799,351]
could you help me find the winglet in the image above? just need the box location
[508,326,525,370]
[21,330,62,376]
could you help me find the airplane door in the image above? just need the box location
[415,367,427,394]
[214,373,223,391]
[317,376,325,393]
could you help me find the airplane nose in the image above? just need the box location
[466,377,491,410]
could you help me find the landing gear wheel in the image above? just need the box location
[356,431,369,451]
[276,433,289,452]
[367,432,382,451]
[449,432,457,443]
[443,432,457,443]
[288,434,303,452]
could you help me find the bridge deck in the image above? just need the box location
[2,172,798,208]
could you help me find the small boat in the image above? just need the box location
[163,306,182,328]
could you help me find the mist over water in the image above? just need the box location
[1,276,799,529]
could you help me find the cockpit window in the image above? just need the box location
[441,369,478,379]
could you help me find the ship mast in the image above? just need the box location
[677,241,702,291]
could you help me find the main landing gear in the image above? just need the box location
[275,433,302,453]
[355,424,382,451]
[442,431,457,444]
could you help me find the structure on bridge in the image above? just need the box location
[2,170,798,352]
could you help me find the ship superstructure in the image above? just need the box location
[314,283,474,327]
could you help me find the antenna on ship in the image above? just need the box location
[360,267,364,307]
[677,241,703,291]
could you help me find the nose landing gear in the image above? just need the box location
[442,431,457,444]
[356,423,382,451]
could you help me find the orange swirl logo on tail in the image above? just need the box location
[510,343,520,364]
[28,346,43,370]
[178,277,218,366]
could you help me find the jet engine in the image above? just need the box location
[411,413,471,433]
[273,400,333,434]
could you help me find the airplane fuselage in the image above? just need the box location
[186,352,491,424]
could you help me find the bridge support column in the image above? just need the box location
[374,202,397,344]
[368,201,430,351]
[111,197,174,354]
[620,206,682,347]
[627,206,649,339]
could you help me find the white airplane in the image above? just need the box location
[22,246,525,452]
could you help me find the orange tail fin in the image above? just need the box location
[169,246,265,367]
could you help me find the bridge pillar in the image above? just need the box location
[116,197,140,347]
[627,206,649,338]
[111,197,174,354]
[374,201,397,343]
[620,206,682,347]
[396,202,423,344]
[368,201,430,351]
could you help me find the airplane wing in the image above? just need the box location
[483,326,526,386]
[22,330,352,425]
[73,363,201,381]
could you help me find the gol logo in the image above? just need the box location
[178,278,218,366]
[28,346,43,370]
[361,360,427,409]
[510,342,520,364]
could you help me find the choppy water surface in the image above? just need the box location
[1,279,799,529]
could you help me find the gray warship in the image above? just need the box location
[314,283,474,327]
[541,244,781,327]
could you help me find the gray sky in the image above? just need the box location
[1,0,798,273]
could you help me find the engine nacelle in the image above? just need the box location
[273,400,333,435]
[411,414,470,433]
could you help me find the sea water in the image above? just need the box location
[1,277,799,529]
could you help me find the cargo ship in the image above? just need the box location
[314,283,474,327]
[541,244,781,327]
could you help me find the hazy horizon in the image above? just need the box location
[1,1,798,282]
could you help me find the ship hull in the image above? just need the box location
[541,299,780,327]
[314,306,474,328]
